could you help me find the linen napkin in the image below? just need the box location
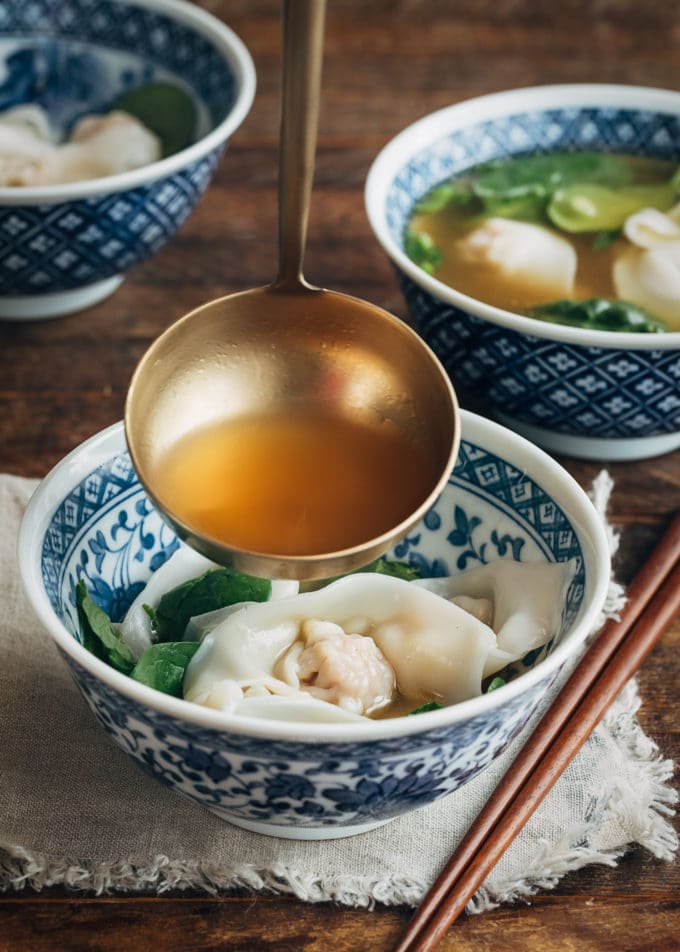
[0,473,676,910]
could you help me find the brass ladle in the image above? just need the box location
[125,0,459,580]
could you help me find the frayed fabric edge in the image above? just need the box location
[0,845,427,908]
[2,698,676,912]
[467,680,678,916]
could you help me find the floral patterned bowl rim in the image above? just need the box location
[365,83,680,351]
[18,413,611,743]
[0,0,256,205]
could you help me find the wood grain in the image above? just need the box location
[1,0,678,949]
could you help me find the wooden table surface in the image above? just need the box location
[1,1,678,949]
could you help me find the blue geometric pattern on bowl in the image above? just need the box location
[0,0,241,296]
[400,275,680,439]
[38,439,585,832]
[385,105,680,441]
[0,155,221,293]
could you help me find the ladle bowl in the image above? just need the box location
[125,0,459,580]
[126,284,459,579]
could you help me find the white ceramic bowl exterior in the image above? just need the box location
[365,85,680,461]
[18,414,610,839]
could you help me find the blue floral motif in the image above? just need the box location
[62,490,179,623]
[182,747,233,785]
[447,505,484,569]
[265,774,316,803]
[490,530,525,561]
[423,509,441,531]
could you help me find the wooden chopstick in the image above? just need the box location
[395,511,680,952]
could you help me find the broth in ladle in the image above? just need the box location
[152,412,439,556]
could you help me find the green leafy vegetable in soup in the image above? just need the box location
[152,568,271,642]
[111,81,197,157]
[406,151,680,331]
[528,298,666,333]
[454,152,634,220]
[408,701,444,715]
[547,182,677,233]
[404,229,442,275]
[76,580,135,674]
[486,676,506,692]
[131,642,201,697]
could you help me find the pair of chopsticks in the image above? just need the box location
[395,511,680,952]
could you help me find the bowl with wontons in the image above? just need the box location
[18,411,610,839]
[0,0,255,320]
[365,84,680,462]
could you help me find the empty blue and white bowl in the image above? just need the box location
[0,0,255,319]
[365,85,680,461]
[18,412,610,840]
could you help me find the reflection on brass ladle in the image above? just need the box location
[125,0,459,580]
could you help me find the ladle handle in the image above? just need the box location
[275,0,326,291]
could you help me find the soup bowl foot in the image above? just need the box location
[210,811,392,840]
[496,413,680,461]
[0,275,124,321]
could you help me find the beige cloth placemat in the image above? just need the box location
[1,473,676,909]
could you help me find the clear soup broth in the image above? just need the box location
[153,412,439,556]
[407,152,680,331]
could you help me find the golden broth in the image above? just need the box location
[152,412,439,556]
[409,154,678,322]
[411,209,625,311]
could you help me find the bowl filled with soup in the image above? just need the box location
[365,84,680,461]
[0,0,255,319]
[18,413,609,839]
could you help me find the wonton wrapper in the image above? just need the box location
[415,558,576,676]
[183,565,572,723]
[118,545,298,659]
[614,242,680,323]
[0,106,160,186]
[456,217,577,300]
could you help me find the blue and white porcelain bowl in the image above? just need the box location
[18,413,610,840]
[0,0,255,320]
[365,85,680,462]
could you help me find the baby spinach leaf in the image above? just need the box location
[528,298,667,333]
[591,229,621,250]
[356,557,423,581]
[154,569,272,642]
[111,81,197,157]
[75,580,135,674]
[130,642,201,697]
[415,180,476,213]
[306,557,423,592]
[486,676,506,692]
[404,228,442,275]
[408,701,444,715]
